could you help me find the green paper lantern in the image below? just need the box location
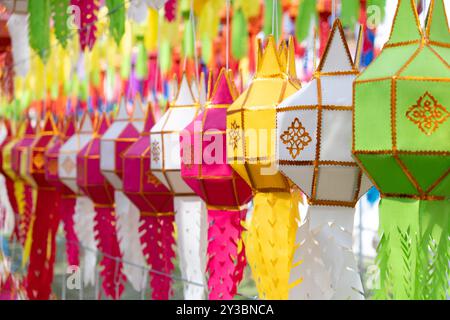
[353,0,450,300]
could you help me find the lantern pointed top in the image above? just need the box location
[209,69,237,105]
[174,73,196,106]
[143,104,156,132]
[318,19,356,73]
[425,0,450,45]
[96,113,110,135]
[387,0,422,46]
[256,36,285,78]
[79,112,93,133]
[41,112,57,133]
[286,36,298,80]
[24,118,35,135]
[133,97,145,120]
[64,116,76,137]
[116,98,129,121]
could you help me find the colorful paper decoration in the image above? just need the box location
[28,0,51,61]
[59,114,98,285]
[181,69,252,300]
[353,0,450,299]
[7,14,30,77]
[123,104,175,300]
[150,74,208,300]
[44,117,79,267]
[50,0,71,48]
[77,113,126,299]
[277,20,370,299]
[26,112,61,300]
[100,100,146,291]
[226,36,301,299]
[71,0,100,50]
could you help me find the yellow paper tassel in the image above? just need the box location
[244,192,300,299]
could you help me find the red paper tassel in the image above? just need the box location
[164,0,176,22]
[139,215,175,300]
[207,209,247,300]
[26,189,60,300]
[94,207,126,299]
[71,0,99,50]
[60,196,79,267]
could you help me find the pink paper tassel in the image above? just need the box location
[207,209,247,300]
[94,207,126,299]
[60,197,79,267]
[164,0,176,22]
[71,0,99,50]
[139,215,176,300]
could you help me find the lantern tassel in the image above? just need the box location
[60,196,79,267]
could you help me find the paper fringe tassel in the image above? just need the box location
[139,214,176,300]
[375,198,449,300]
[71,0,100,50]
[60,196,79,267]
[6,14,31,77]
[289,206,364,300]
[26,189,60,300]
[93,206,126,299]
[207,209,247,300]
[244,192,299,300]
[13,181,33,248]
[174,196,208,300]
[115,191,146,292]
[74,196,98,286]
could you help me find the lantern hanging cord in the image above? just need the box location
[226,0,230,70]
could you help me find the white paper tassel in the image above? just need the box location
[0,174,14,235]
[128,0,148,23]
[290,206,364,300]
[74,196,98,287]
[174,196,208,300]
[7,14,30,77]
[114,191,146,292]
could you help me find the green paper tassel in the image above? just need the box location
[183,18,195,59]
[340,0,360,29]
[375,198,449,300]
[367,0,386,23]
[159,40,172,74]
[120,52,131,79]
[295,0,317,43]
[135,38,148,81]
[28,0,51,62]
[50,0,70,48]
[264,0,282,38]
[231,8,249,60]
[106,0,126,45]
[201,36,212,65]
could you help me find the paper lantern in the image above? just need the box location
[181,69,252,300]
[150,74,208,300]
[123,105,175,300]
[58,113,98,285]
[353,0,449,299]
[25,112,61,300]
[100,100,146,292]
[226,36,301,299]
[276,20,369,299]
[1,120,33,247]
[77,113,126,299]
[44,116,79,267]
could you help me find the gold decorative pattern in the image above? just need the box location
[62,157,75,174]
[151,141,160,162]
[228,120,241,151]
[406,92,449,136]
[33,153,45,169]
[280,118,312,160]
[48,159,58,175]
[146,171,161,186]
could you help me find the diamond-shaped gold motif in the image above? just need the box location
[406,92,449,136]
[146,171,160,186]
[33,153,45,169]
[151,141,160,162]
[62,157,76,174]
[48,159,58,175]
[280,118,312,160]
[228,120,241,150]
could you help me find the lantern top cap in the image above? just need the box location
[24,117,35,135]
[79,112,94,134]
[95,112,110,135]
[41,112,57,134]
[63,116,76,137]
[208,68,238,106]
[386,0,423,46]
[132,95,145,120]
[317,19,357,73]
[172,73,203,107]
[425,0,450,45]
[143,103,156,132]
[256,35,297,79]
[116,98,129,121]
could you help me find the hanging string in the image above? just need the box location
[271,0,275,36]
[190,0,199,84]
[275,0,279,42]
[225,0,230,70]
[332,0,336,24]
[153,12,161,105]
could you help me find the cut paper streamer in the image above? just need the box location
[45,117,79,267]
[7,14,30,77]
[71,0,100,50]
[277,20,370,300]
[123,105,176,300]
[77,113,126,299]
[100,100,146,291]
[353,0,450,300]
[150,73,208,300]
[181,69,252,300]
[226,36,301,300]
[59,113,98,285]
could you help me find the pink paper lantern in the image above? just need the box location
[122,105,175,300]
[77,113,126,299]
[181,69,252,299]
